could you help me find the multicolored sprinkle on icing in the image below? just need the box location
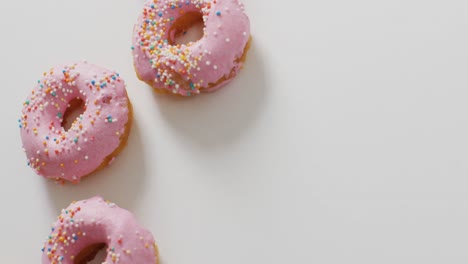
[19,62,131,182]
[133,0,250,96]
[42,197,158,264]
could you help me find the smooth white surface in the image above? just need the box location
[1,0,468,263]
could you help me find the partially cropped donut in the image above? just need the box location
[19,61,132,183]
[133,0,251,96]
[41,196,158,264]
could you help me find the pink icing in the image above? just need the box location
[42,196,158,264]
[133,0,251,96]
[19,62,131,183]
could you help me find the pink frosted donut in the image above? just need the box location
[19,62,132,183]
[41,196,158,264]
[132,0,251,96]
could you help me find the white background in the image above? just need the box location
[1,0,468,263]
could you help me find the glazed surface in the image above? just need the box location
[42,196,158,264]
[19,62,131,182]
[133,0,251,96]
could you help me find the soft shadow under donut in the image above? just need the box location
[44,117,149,214]
[153,40,269,149]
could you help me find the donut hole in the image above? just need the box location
[61,98,85,131]
[169,12,204,45]
[74,243,106,264]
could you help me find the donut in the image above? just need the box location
[132,0,251,96]
[19,61,132,183]
[41,196,159,264]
